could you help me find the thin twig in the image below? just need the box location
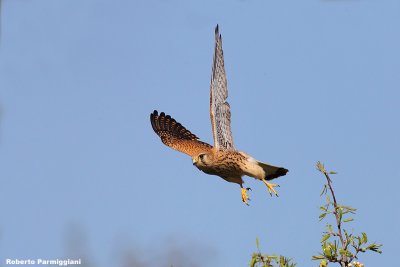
[318,162,348,265]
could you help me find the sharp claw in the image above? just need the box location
[262,179,279,197]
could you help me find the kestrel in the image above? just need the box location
[150,25,288,205]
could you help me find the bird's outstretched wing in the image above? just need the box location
[150,110,213,157]
[210,25,235,151]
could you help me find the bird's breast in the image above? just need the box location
[194,152,244,177]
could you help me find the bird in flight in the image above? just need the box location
[150,25,288,205]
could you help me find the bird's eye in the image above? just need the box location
[199,154,205,160]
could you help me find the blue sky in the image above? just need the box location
[0,0,399,266]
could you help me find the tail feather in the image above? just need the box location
[257,161,288,180]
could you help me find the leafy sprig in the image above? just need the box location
[249,238,296,267]
[312,162,382,267]
[250,162,382,267]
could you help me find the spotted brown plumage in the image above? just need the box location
[150,25,288,205]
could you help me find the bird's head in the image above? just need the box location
[192,153,212,167]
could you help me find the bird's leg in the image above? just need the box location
[262,178,279,197]
[240,184,251,205]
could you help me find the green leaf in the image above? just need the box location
[319,259,327,267]
[341,205,357,213]
[329,171,337,174]
[320,185,327,196]
[343,218,354,223]
[361,232,368,244]
[321,234,330,243]
[256,238,260,250]
[250,256,257,267]
[311,255,325,260]
[338,208,343,221]
[323,243,332,257]
[316,161,325,173]
[367,243,383,253]
[319,213,327,221]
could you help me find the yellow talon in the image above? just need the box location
[262,179,279,196]
[241,187,250,205]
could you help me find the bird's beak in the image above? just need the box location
[192,157,197,165]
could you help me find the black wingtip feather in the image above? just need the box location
[150,110,200,141]
[150,111,157,131]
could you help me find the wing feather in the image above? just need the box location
[210,25,235,151]
[150,110,213,157]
